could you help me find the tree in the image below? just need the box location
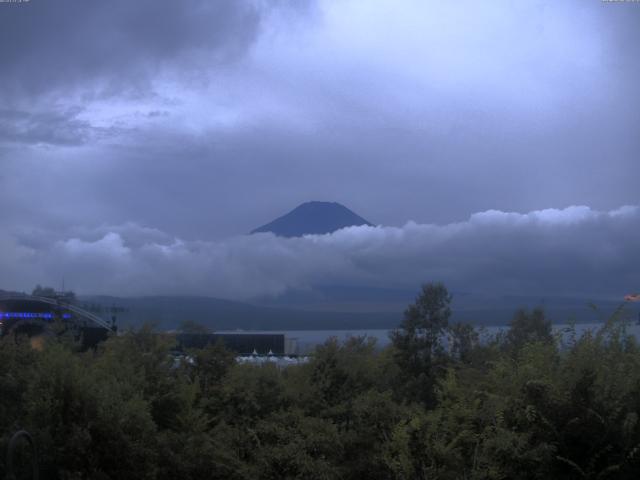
[390,282,452,405]
[505,307,553,352]
[193,340,236,398]
[31,285,57,298]
[31,285,76,303]
[448,322,479,364]
[179,320,210,334]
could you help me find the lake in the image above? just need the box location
[221,321,640,354]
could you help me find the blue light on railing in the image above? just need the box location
[0,312,72,320]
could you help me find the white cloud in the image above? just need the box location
[1,205,637,300]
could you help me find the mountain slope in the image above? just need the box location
[78,295,398,331]
[251,201,373,237]
[76,293,630,332]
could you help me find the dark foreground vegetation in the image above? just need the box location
[2,284,640,479]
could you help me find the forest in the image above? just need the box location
[1,283,640,479]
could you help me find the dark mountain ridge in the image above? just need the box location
[251,201,373,237]
[73,292,634,332]
[79,294,397,331]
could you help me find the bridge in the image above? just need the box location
[0,293,115,332]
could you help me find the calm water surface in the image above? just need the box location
[221,322,640,354]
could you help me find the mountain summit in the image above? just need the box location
[251,201,373,237]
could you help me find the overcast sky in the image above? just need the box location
[1,0,638,300]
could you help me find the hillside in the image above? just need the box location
[76,293,634,332]
[78,295,398,331]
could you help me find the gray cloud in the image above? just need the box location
[1,205,637,300]
[0,1,638,299]
[0,107,92,146]
[0,0,263,98]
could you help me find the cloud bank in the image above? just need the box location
[0,1,637,303]
[2,205,638,301]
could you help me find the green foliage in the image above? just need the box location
[192,339,236,397]
[32,285,76,304]
[449,321,480,364]
[31,285,57,298]
[179,320,210,334]
[1,294,640,479]
[505,307,553,352]
[390,282,452,405]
